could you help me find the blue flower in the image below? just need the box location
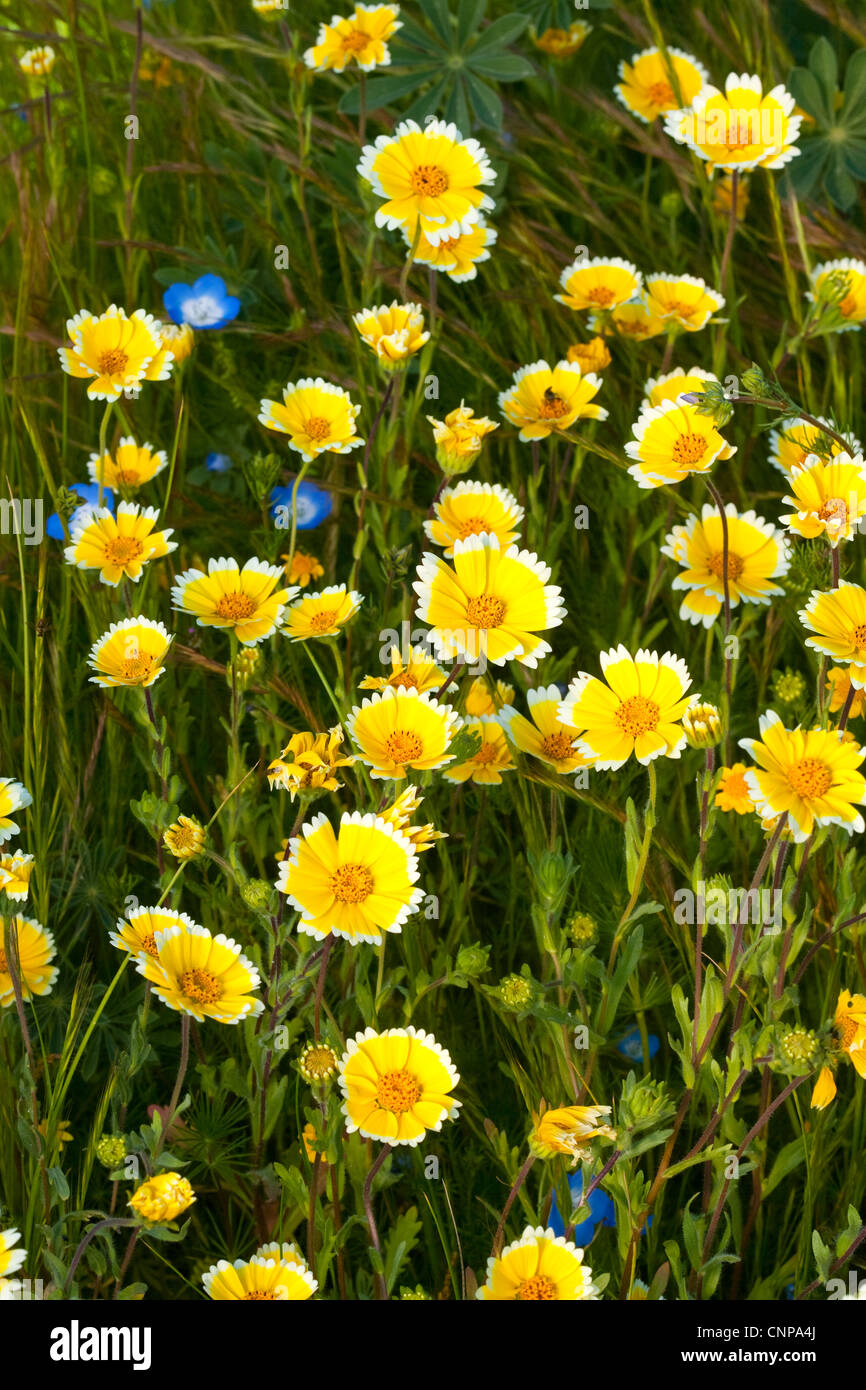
[205,452,233,473]
[616,1026,660,1063]
[549,1172,615,1241]
[270,481,333,531]
[45,483,116,540]
[162,274,240,330]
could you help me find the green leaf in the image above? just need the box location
[425,0,454,46]
[826,148,858,208]
[48,1166,70,1200]
[469,13,529,54]
[809,36,838,105]
[468,52,535,81]
[843,136,866,179]
[458,0,487,46]
[842,47,866,113]
[788,136,829,199]
[465,72,503,128]
[338,70,439,115]
[445,78,472,136]
[787,67,832,126]
[401,74,452,126]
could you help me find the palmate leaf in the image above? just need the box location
[787,37,866,209]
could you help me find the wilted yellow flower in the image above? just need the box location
[532,22,591,58]
[567,338,611,374]
[352,301,429,368]
[529,1103,616,1164]
[129,1172,195,1224]
[378,785,446,852]
[267,728,355,799]
[163,815,206,860]
[428,402,499,477]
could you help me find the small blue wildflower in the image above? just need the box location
[45,483,116,540]
[616,1026,660,1063]
[162,274,240,330]
[549,1172,615,1240]
[270,480,333,531]
[205,452,233,473]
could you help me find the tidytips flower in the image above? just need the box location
[0,1229,25,1299]
[282,585,363,640]
[642,365,719,411]
[800,583,866,687]
[110,905,198,962]
[615,46,707,123]
[267,728,355,798]
[499,686,591,774]
[498,359,607,440]
[202,1244,317,1300]
[428,402,499,476]
[0,779,32,845]
[424,481,523,557]
[58,306,173,400]
[359,645,446,695]
[443,716,515,785]
[128,1172,195,1224]
[0,854,34,903]
[163,815,206,860]
[159,321,195,363]
[827,668,866,719]
[661,504,789,627]
[352,301,429,367]
[338,1026,460,1146]
[477,1226,599,1300]
[135,921,264,1023]
[87,437,168,490]
[529,1103,616,1165]
[346,687,459,780]
[172,557,295,645]
[566,337,611,374]
[404,215,497,281]
[304,4,402,72]
[87,617,173,688]
[560,646,696,769]
[810,990,866,1109]
[780,453,866,545]
[554,256,642,312]
[808,259,866,331]
[768,416,861,476]
[739,710,866,841]
[599,299,665,340]
[664,72,801,171]
[357,118,495,246]
[464,676,515,716]
[20,46,56,77]
[644,274,725,332]
[258,379,363,461]
[0,915,57,1005]
[378,785,447,852]
[625,399,735,489]
[65,503,176,586]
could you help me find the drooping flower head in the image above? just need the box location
[428,402,499,476]
[498,359,607,440]
[529,1103,616,1165]
[499,686,592,775]
[338,1026,460,1145]
[352,301,429,368]
[739,710,866,842]
[0,915,57,1005]
[661,504,789,627]
[87,617,173,688]
[560,646,696,769]
[282,585,363,641]
[665,72,801,171]
[554,256,642,313]
[87,437,168,491]
[65,503,176,586]
[346,687,459,780]
[259,379,363,462]
[129,1172,195,1224]
[159,321,195,363]
[58,306,173,400]
[357,118,495,247]
[566,337,611,375]
[615,46,707,123]
[799,583,866,689]
[625,398,735,489]
[532,22,591,58]
[404,215,497,281]
[644,274,725,333]
[0,779,32,845]
[424,481,523,557]
[163,274,240,329]
[378,785,447,852]
[477,1226,599,1301]
[267,728,355,798]
[304,4,402,72]
[202,1243,317,1300]
[172,557,295,645]
[135,921,264,1023]
[781,453,866,546]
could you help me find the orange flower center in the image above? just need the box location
[839,293,857,318]
[671,432,707,466]
[180,967,221,1005]
[466,593,506,628]
[472,742,500,765]
[341,27,370,52]
[457,516,493,538]
[410,164,449,197]
[384,730,424,763]
[120,653,156,682]
[852,623,866,648]
[115,469,141,486]
[819,497,847,528]
[243,1290,280,1300]
[309,609,338,632]
[647,80,675,107]
[584,285,617,307]
[216,592,256,619]
[539,390,570,419]
[663,299,694,318]
[104,535,144,566]
[788,758,832,799]
[615,695,660,738]
[541,731,576,761]
[375,1068,422,1114]
[837,1013,859,1050]
[708,550,744,580]
[330,863,374,903]
[517,1274,558,1300]
[291,553,319,576]
[304,416,332,442]
[138,932,159,958]
[388,672,419,690]
[98,348,130,377]
[0,948,7,973]
[725,117,758,149]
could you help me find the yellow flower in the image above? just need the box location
[87,616,173,688]
[258,378,363,462]
[65,502,176,586]
[378,785,447,852]
[159,321,194,362]
[800,583,866,687]
[135,920,264,1024]
[781,454,866,545]
[477,1226,599,1301]
[304,4,402,72]
[404,215,497,282]
[424,481,523,557]
[827,668,866,719]
[267,728,355,798]
[644,274,725,332]
[444,716,515,785]
[19,46,56,78]
[529,1103,616,1164]
[282,584,363,641]
[357,117,495,247]
[428,402,499,476]
[58,306,174,400]
[283,550,324,588]
[87,437,168,491]
[0,854,34,902]
[615,46,707,124]
[359,645,446,694]
[642,365,719,411]
[739,710,866,842]
[464,676,514,717]
[683,702,722,749]
[768,416,860,476]
[352,301,429,367]
[560,645,695,769]
[0,778,31,845]
[499,686,591,774]
[555,256,642,312]
[601,299,666,340]
[277,811,424,944]
[625,399,735,489]
[809,259,866,329]
[299,1042,340,1083]
[252,0,290,14]
[532,22,591,58]
[0,1228,26,1296]
[129,1172,195,1225]
[661,503,788,627]
[0,915,57,1006]
[37,1118,73,1152]
[203,1242,317,1300]
[139,50,176,88]
[347,687,459,780]
[810,1064,837,1110]
[338,1026,460,1146]
[172,557,295,645]
[164,815,206,860]
[414,534,565,668]
[499,359,607,440]
[665,73,801,172]
[302,1121,326,1164]
[566,337,611,374]
[811,990,866,1107]
[714,763,755,814]
[110,905,197,962]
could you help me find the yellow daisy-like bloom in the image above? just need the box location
[827,668,866,719]
[135,921,264,1024]
[0,779,32,845]
[267,728,355,798]
[500,686,592,775]
[276,811,424,944]
[532,21,591,58]
[87,616,172,689]
[378,785,447,852]
[0,1227,25,1298]
[661,503,789,628]
[809,259,866,330]
[403,215,497,282]
[282,584,363,641]
[304,3,402,72]
[0,915,57,1006]
[799,583,866,688]
[664,72,801,172]
[283,550,324,589]
[768,416,861,476]
[0,854,33,903]
[560,645,695,770]
[625,399,735,489]
[65,502,176,587]
[428,402,499,476]
[424,481,524,558]
[87,437,168,491]
[739,710,866,842]
[477,1226,599,1301]
[811,990,866,1108]
[444,716,515,786]
[615,46,707,124]
[529,1103,616,1165]
[172,557,295,645]
[554,256,642,313]
[37,1118,73,1152]
[258,378,363,462]
[159,321,194,362]
[714,763,754,814]
[203,1243,317,1301]
[566,337,611,374]
[644,274,725,332]
[19,46,56,78]
[464,676,515,717]
[600,299,666,340]
[498,359,608,440]
[58,306,173,401]
[352,301,429,368]
[164,815,206,860]
[128,1172,195,1225]
[347,687,459,780]
[414,534,565,669]
[359,645,446,695]
[781,453,866,546]
[338,1026,460,1146]
[357,118,495,247]
[110,905,197,962]
[642,365,719,411]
